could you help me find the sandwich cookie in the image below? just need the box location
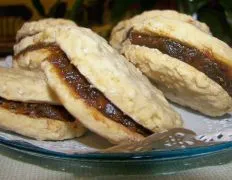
[15,25,182,143]
[0,96,86,140]
[113,16,232,116]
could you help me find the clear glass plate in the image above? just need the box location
[0,140,232,176]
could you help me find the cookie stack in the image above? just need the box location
[0,18,182,144]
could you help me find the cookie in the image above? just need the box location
[113,16,232,116]
[14,19,77,70]
[16,18,77,42]
[0,67,60,104]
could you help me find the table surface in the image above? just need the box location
[0,145,232,180]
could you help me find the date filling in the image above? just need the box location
[0,97,75,122]
[129,31,232,97]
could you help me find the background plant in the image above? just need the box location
[32,0,232,44]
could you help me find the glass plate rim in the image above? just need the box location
[1,137,232,162]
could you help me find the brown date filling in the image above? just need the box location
[16,44,152,136]
[129,31,232,97]
[48,47,152,136]
[0,97,75,122]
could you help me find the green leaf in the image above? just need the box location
[224,10,232,29]
[140,0,158,10]
[66,0,83,20]
[177,0,208,15]
[198,7,232,44]
[48,0,67,18]
[219,0,232,11]
[111,0,140,22]
[48,0,60,17]
[191,0,209,12]
[219,0,232,33]
[32,0,46,16]
[83,0,98,7]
